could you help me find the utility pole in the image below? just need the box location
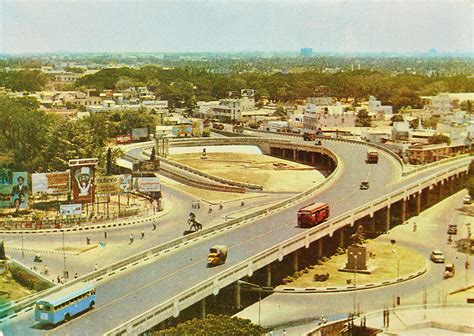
[62,230,67,281]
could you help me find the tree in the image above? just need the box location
[356,109,372,127]
[150,147,156,161]
[428,133,451,145]
[105,148,112,176]
[0,241,6,260]
[391,114,404,123]
[153,314,264,336]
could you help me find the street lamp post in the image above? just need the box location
[237,280,269,326]
[62,230,67,281]
[21,230,24,260]
[392,249,400,306]
[466,223,471,285]
[349,250,362,316]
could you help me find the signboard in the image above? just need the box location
[118,174,132,193]
[133,160,160,172]
[11,172,29,209]
[69,158,98,203]
[32,171,69,194]
[0,168,12,209]
[116,135,132,144]
[60,204,82,216]
[96,176,120,195]
[131,128,149,141]
[133,177,160,192]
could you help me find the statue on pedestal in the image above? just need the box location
[201,148,208,160]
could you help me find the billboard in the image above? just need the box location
[118,174,132,193]
[95,174,132,195]
[69,158,98,203]
[116,135,132,144]
[31,171,69,194]
[133,177,160,192]
[11,172,29,209]
[131,128,149,141]
[0,168,13,209]
[60,203,82,216]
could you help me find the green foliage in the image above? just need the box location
[391,114,404,123]
[154,314,264,336]
[0,70,48,92]
[428,133,451,145]
[356,109,372,127]
[8,264,52,292]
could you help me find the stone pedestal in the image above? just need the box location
[201,148,208,160]
[345,246,367,271]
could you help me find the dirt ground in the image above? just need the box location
[282,240,427,288]
[168,153,326,203]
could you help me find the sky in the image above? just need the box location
[0,0,472,54]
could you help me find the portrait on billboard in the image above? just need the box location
[11,172,29,209]
[69,159,97,203]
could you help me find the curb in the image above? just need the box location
[0,205,172,235]
[276,267,427,294]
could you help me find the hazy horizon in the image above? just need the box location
[0,0,472,54]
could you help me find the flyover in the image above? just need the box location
[1,135,470,336]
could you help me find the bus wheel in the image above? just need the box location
[64,313,71,321]
[90,301,95,309]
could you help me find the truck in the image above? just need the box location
[207,245,228,267]
[366,149,379,164]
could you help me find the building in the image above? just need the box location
[392,121,412,141]
[303,97,355,130]
[407,143,469,164]
[212,89,256,123]
[300,48,313,57]
[367,96,393,115]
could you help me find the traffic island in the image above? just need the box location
[278,240,427,291]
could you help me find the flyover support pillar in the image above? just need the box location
[338,230,344,248]
[384,207,391,232]
[293,250,299,272]
[401,199,407,223]
[200,298,206,319]
[266,264,272,287]
[449,177,454,194]
[293,149,297,162]
[416,192,421,215]
[235,281,241,309]
[317,239,323,259]
[438,181,443,198]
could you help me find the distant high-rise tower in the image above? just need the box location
[300,48,313,57]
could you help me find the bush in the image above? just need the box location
[336,247,345,255]
[8,264,52,292]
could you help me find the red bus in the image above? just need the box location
[297,202,330,228]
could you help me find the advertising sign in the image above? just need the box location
[11,172,28,209]
[0,168,12,209]
[60,204,82,216]
[32,171,69,194]
[133,177,160,192]
[96,176,119,195]
[116,135,132,144]
[131,128,149,141]
[69,158,98,203]
[118,174,132,193]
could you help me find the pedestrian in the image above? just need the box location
[191,200,195,209]
[197,200,200,209]
[57,275,61,283]
[74,272,79,279]
[283,329,287,336]
[219,201,223,210]
[241,200,245,207]
[86,237,90,245]
[208,205,212,214]
[141,229,145,239]
[94,263,98,271]
[43,265,48,276]
[152,223,157,231]
[413,222,417,232]
[129,234,134,245]
[104,231,107,240]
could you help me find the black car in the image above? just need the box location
[447,224,458,235]
[360,181,370,190]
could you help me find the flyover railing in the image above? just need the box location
[0,141,342,322]
[105,158,471,335]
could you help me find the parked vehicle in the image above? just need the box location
[212,123,225,130]
[463,195,472,204]
[430,250,445,263]
[447,224,458,235]
[34,254,43,263]
[443,263,455,278]
[207,245,228,267]
[366,149,379,163]
[297,202,330,228]
[360,181,370,190]
[315,140,322,145]
[35,282,96,325]
[303,132,316,141]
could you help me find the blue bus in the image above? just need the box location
[35,282,96,325]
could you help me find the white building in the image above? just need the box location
[303,97,355,130]
[212,89,256,122]
[392,121,412,141]
[367,96,393,115]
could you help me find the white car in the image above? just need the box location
[430,250,445,263]
[463,195,472,205]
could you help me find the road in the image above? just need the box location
[2,138,470,335]
[236,190,474,333]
